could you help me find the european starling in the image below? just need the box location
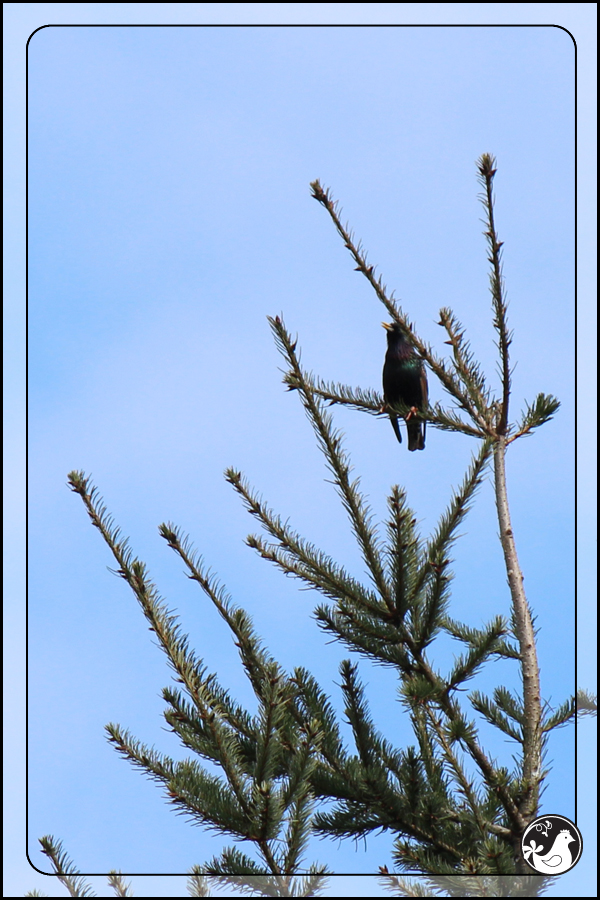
[382,322,428,450]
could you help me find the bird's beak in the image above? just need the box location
[382,322,393,331]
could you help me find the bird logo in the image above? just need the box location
[521,815,583,875]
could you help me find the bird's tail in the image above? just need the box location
[390,415,402,444]
[407,419,425,451]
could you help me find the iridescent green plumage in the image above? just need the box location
[382,323,428,451]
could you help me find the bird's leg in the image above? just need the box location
[404,406,420,422]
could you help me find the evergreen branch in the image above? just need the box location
[332,585,414,649]
[446,622,511,689]
[300,666,407,792]
[203,865,330,899]
[309,180,484,425]
[293,869,331,897]
[249,780,286,846]
[288,419,526,837]
[67,481,325,878]
[226,469,388,618]
[493,687,525,724]
[479,783,509,835]
[424,403,488,438]
[159,523,282,705]
[187,866,210,897]
[477,154,511,434]
[437,308,492,422]
[392,840,490,877]
[409,706,443,789]
[339,660,383,769]
[252,673,289,788]
[398,672,448,711]
[204,848,269,877]
[468,693,523,743]
[248,534,397,628]
[300,424,525,843]
[163,675,286,788]
[37,836,96,897]
[303,373,487,438]
[163,685,257,769]
[310,754,418,843]
[442,616,519,660]
[413,440,492,604]
[421,709,494,846]
[311,684,467,862]
[290,667,348,765]
[380,873,553,896]
[282,750,318,875]
[104,723,254,837]
[508,393,561,443]
[378,870,440,897]
[385,486,421,623]
[169,757,257,839]
[576,688,597,717]
[157,523,325,872]
[314,788,465,862]
[106,873,133,897]
[122,649,254,817]
[311,741,451,845]
[541,696,576,732]
[314,603,412,669]
[412,567,451,651]
[312,801,398,838]
[67,474,220,737]
[105,721,177,781]
[268,315,393,608]
[308,764,363,804]
[289,373,382,414]
[440,703,481,747]
[487,639,522,660]
[434,696,525,833]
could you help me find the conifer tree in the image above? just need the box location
[30,156,575,897]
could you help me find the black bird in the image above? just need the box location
[382,322,428,451]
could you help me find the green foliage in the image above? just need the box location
[379,871,553,896]
[65,473,330,890]
[576,688,597,718]
[26,836,98,897]
[512,393,561,442]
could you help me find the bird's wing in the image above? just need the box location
[420,362,429,407]
[535,854,563,869]
[420,363,428,442]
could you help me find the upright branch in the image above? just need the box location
[477,155,543,831]
[477,154,511,436]
[493,440,542,826]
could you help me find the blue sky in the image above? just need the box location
[5,3,596,897]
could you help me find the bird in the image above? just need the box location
[523,829,575,875]
[382,322,428,451]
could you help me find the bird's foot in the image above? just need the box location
[405,406,419,422]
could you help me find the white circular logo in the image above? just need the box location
[521,814,583,875]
